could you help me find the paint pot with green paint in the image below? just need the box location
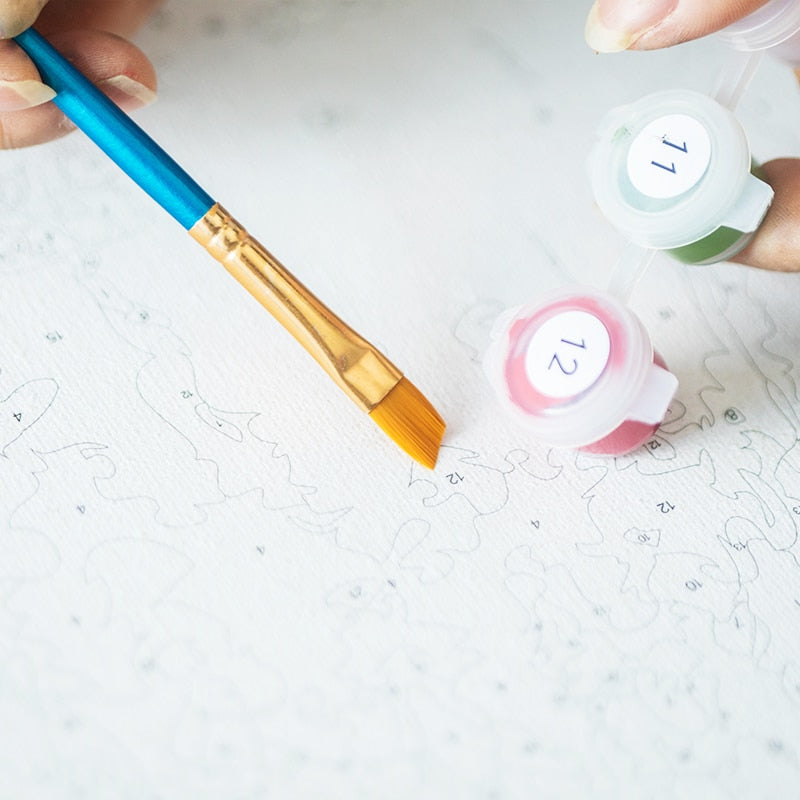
[589,89,773,266]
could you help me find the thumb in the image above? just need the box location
[586,0,774,52]
[734,158,800,271]
[0,0,48,38]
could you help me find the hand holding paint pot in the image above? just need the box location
[585,0,800,54]
[483,1,800,455]
[586,0,800,272]
[0,0,159,147]
[590,89,774,267]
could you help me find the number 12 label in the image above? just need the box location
[525,310,611,398]
[626,113,712,200]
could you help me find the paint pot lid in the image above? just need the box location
[589,89,766,250]
[717,0,800,51]
[484,286,668,449]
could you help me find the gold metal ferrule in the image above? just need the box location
[190,203,402,411]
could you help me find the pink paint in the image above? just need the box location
[579,352,668,455]
[486,288,678,456]
[503,293,628,416]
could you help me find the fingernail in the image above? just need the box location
[585,0,678,53]
[97,74,157,110]
[0,78,56,111]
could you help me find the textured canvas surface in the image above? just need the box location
[2,1,799,797]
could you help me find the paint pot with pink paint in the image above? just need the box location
[484,287,678,456]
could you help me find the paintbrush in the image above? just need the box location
[14,27,445,469]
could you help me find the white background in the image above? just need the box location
[1,1,800,797]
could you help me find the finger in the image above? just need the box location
[0,29,156,149]
[36,0,165,38]
[586,0,773,52]
[733,158,800,271]
[0,37,55,110]
[0,0,48,38]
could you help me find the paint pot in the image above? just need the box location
[484,287,678,456]
[716,0,800,61]
[590,89,773,265]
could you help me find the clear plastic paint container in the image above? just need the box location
[589,89,774,265]
[716,0,800,60]
[484,287,678,455]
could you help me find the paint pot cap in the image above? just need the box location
[716,0,800,51]
[484,286,674,449]
[589,89,768,250]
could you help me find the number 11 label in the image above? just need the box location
[626,113,712,200]
[525,310,611,399]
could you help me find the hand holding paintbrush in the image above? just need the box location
[3,0,446,468]
[0,0,160,147]
[4,0,800,269]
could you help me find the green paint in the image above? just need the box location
[665,161,766,265]
[666,226,748,264]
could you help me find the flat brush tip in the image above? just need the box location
[369,378,445,469]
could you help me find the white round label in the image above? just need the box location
[525,311,611,399]
[626,114,711,200]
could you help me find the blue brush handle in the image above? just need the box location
[14,28,215,229]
